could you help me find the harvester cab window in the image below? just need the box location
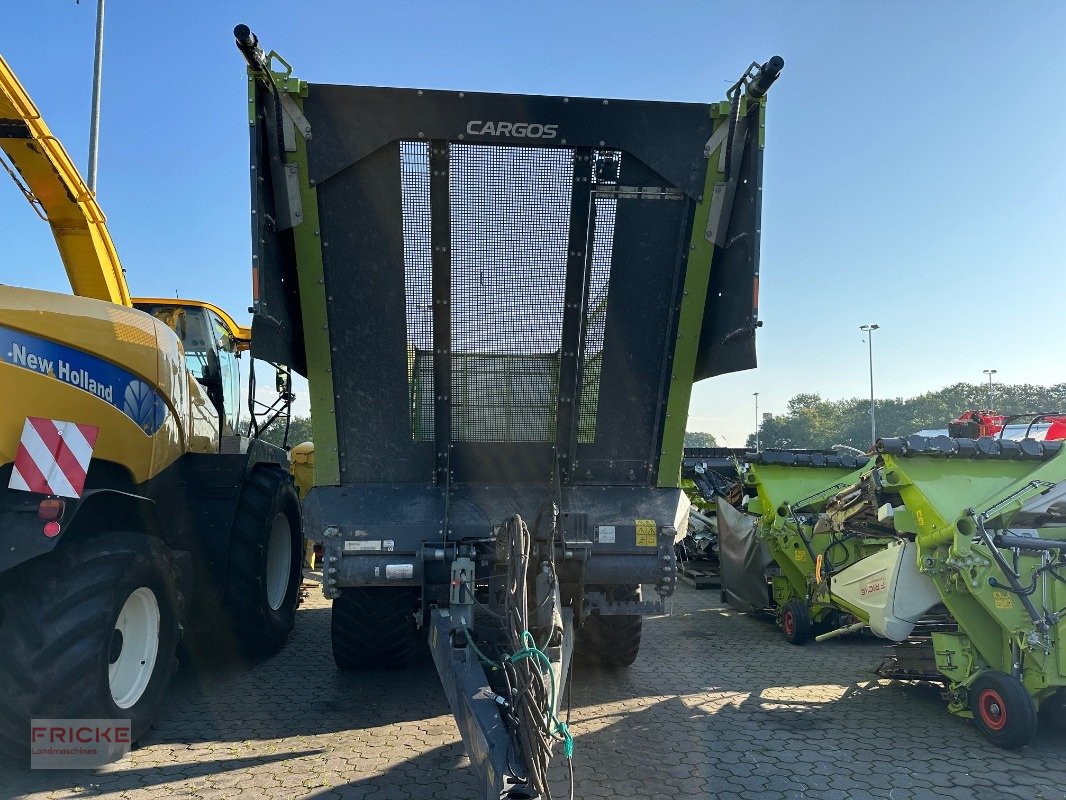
[208,310,242,435]
[140,304,241,434]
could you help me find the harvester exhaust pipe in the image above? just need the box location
[748,56,785,98]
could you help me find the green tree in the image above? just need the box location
[684,430,719,448]
[749,383,1066,450]
[258,415,313,449]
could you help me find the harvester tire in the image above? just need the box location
[0,532,182,763]
[331,587,419,670]
[781,599,813,645]
[577,585,643,669]
[224,466,303,657]
[970,670,1038,749]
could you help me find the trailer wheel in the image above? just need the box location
[224,466,303,657]
[577,585,643,669]
[1039,690,1066,732]
[331,588,419,670]
[970,670,1038,748]
[781,599,813,645]
[0,532,181,763]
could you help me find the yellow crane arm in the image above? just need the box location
[0,53,131,306]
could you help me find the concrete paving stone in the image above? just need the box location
[6,582,1066,800]
[737,790,785,800]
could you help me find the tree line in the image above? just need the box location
[747,382,1066,450]
[261,418,724,450]
[254,382,1066,454]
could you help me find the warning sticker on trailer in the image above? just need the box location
[993,591,1014,610]
[635,519,657,547]
[597,526,616,544]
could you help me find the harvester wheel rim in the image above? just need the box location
[782,609,795,637]
[265,513,293,612]
[978,688,1008,731]
[108,586,161,709]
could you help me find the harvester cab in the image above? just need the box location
[236,24,782,799]
[132,299,252,435]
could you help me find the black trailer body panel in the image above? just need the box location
[694,100,765,381]
[303,85,714,198]
[298,85,711,487]
[243,62,781,617]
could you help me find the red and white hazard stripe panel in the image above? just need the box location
[8,417,99,499]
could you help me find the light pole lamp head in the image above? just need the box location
[860,323,880,332]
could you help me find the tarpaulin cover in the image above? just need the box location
[716,499,773,614]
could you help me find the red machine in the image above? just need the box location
[948,411,1066,441]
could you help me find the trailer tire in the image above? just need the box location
[577,585,642,669]
[970,670,1038,749]
[331,588,419,671]
[224,466,303,657]
[0,532,181,763]
[781,599,813,645]
[1039,690,1066,732]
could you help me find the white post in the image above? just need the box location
[860,324,880,445]
[87,0,105,193]
[753,392,760,451]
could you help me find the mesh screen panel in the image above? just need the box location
[578,151,621,443]
[401,142,620,445]
[449,143,573,442]
[400,141,434,440]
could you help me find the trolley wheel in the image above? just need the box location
[970,670,1038,749]
[781,599,812,645]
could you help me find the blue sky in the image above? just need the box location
[2,2,1064,447]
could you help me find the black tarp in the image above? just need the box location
[716,499,773,614]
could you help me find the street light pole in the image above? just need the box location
[87,0,105,193]
[860,324,880,445]
[983,369,998,410]
[753,392,760,451]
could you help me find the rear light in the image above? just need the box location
[38,498,65,522]
[43,521,61,538]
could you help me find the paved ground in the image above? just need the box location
[4,580,1066,800]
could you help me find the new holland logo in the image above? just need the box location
[465,120,559,139]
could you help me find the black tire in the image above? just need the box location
[0,532,182,763]
[577,585,643,669]
[781,599,813,645]
[331,587,419,670]
[224,466,303,657]
[1039,690,1066,732]
[970,670,1038,748]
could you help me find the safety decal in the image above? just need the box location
[1,325,168,434]
[635,519,657,547]
[993,591,1014,610]
[9,417,99,498]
